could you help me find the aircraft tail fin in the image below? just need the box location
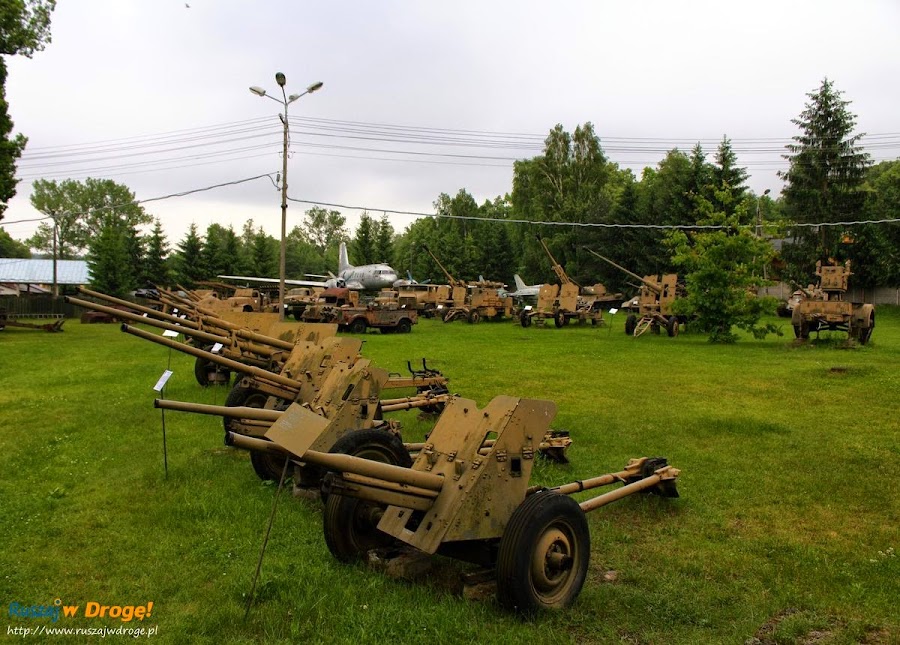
[514,274,527,292]
[338,242,352,272]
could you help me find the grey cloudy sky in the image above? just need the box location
[3,0,899,248]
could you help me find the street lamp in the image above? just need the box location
[249,73,323,320]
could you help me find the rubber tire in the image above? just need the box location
[468,311,481,324]
[624,314,637,336]
[396,319,412,334]
[223,385,271,434]
[520,312,532,328]
[496,491,590,613]
[322,429,412,560]
[250,450,289,482]
[666,315,679,337]
[194,348,231,387]
[348,318,367,334]
[554,311,567,328]
[858,311,874,345]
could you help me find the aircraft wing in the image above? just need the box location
[217,274,329,288]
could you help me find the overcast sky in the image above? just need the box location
[3,0,898,251]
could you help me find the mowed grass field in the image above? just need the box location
[1,310,898,644]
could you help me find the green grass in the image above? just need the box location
[1,312,898,644]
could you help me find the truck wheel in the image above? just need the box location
[624,314,637,336]
[496,491,590,613]
[554,311,566,328]
[520,311,532,328]
[396,319,412,334]
[666,315,679,337]
[348,318,367,334]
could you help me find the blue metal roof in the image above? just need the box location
[0,258,91,285]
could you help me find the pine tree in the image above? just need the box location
[143,219,171,286]
[352,212,377,264]
[711,137,748,218]
[779,78,871,282]
[175,223,204,286]
[374,214,394,264]
[87,215,135,297]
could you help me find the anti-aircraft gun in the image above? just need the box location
[790,260,875,343]
[421,245,511,323]
[226,395,680,613]
[584,249,683,337]
[519,238,621,328]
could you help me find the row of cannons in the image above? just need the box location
[69,288,681,614]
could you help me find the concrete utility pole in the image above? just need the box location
[250,74,323,320]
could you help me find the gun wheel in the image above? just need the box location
[520,311,532,328]
[624,314,637,335]
[194,348,232,387]
[324,495,392,563]
[249,450,288,482]
[857,311,874,345]
[666,315,680,337]
[223,385,270,434]
[497,491,589,613]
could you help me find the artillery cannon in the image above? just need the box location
[584,249,683,337]
[0,308,65,332]
[790,260,875,343]
[67,292,331,386]
[520,239,622,328]
[421,245,511,323]
[228,395,679,612]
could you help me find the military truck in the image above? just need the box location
[791,260,875,344]
[283,287,322,320]
[395,283,452,317]
[301,287,416,334]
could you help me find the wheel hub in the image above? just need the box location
[531,528,574,592]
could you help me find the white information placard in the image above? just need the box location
[153,370,173,392]
[162,329,180,338]
[609,308,618,315]
[211,342,223,353]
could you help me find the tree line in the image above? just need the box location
[3,79,899,340]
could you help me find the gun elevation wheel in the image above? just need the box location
[496,491,589,613]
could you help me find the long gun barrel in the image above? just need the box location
[583,248,662,294]
[790,280,814,299]
[421,244,464,287]
[120,324,303,390]
[66,296,232,346]
[76,287,201,329]
[536,236,578,287]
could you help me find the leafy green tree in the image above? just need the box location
[27,178,150,257]
[779,78,871,283]
[301,206,348,254]
[667,189,778,343]
[374,214,394,264]
[351,211,377,264]
[0,0,57,219]
[285,224,323,278]
[174,223,204,286]
[142,219,171,286]
[0,226,29,257]
[852,160,900,287]
[86,214,136,297]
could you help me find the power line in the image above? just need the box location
[286,195,900,230]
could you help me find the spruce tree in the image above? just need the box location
[779,78,871,282]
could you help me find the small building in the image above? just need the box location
[0,258,90,295]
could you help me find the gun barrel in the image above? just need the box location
[66,296,230,345]
[77,287,199,329]
[583,248,661,293]
[154,398,282,421]
[227,432,446,492]
[120,324,303,390]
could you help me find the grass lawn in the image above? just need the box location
[1,311,898,644]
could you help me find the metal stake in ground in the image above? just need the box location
[244,456,291,620]
[153,370,174,478]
